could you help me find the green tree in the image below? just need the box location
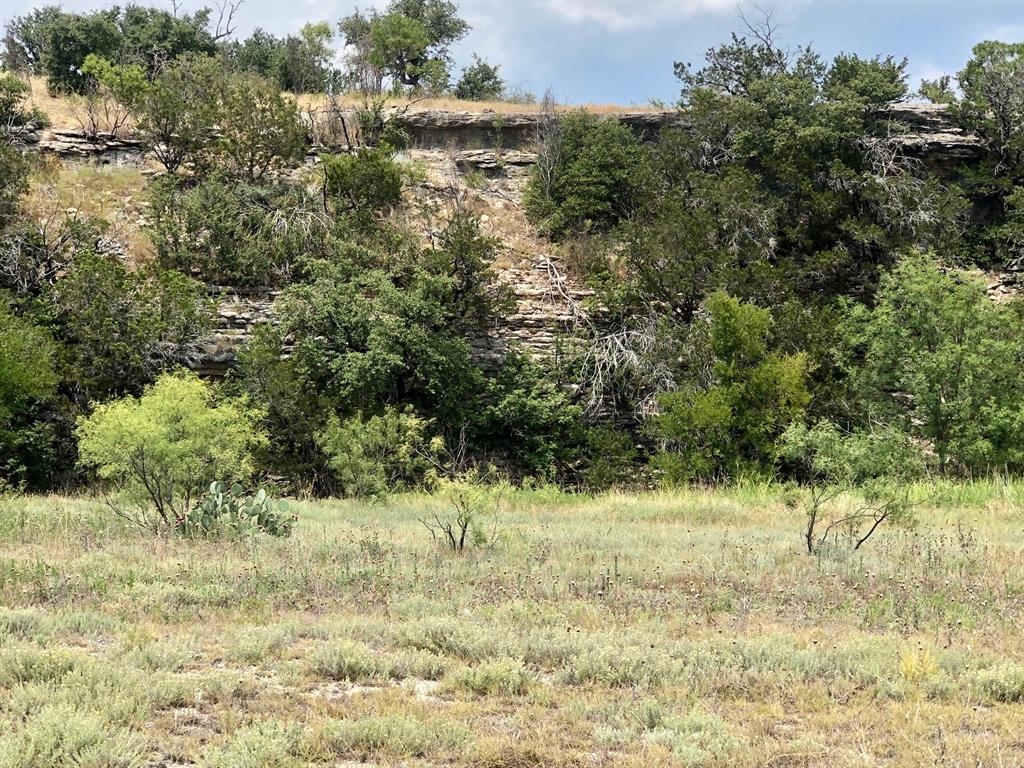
[339,0,469,93]
[2,6,66,74]
[76,372,266,530]
[75,55,147,137]
[956,41,1024,175]
[133,55,220,172]
[840,253,1024,475]
[214,72,307,182]
[41,9,120,93]
[780,420,923,553]
[651,292,810,483]
[454,55,503,101]
[280,22,335,93]
[45,252,213,405]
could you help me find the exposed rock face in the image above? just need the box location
[30,129,146,165]
[194,288,279,377]
[882,103,985,166]
[392,109,679,149]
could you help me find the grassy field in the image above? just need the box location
[2,485,1024,767]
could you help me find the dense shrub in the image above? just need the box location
[651,293,809,483]
[132,55,221,172]
[317,406,442,497]
[214,73,307,182]
[524,112,650,238]
[149,174,328,286]
[840,253,1024,475]
[321,148,404,219]
[0,303,58,485]
[44,252,213,405]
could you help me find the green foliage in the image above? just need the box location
[149,174,327,286]
[75,55,147,137]
[453,55,504,101]
[214,73,307,182]
[0,73,47,131]
[840,253,1024,475]
[955,41,1024,175]
[317,406,443,497]
[321,147,404,218]
[41,9,120,94]
[133,55,221,172]
[582,425,640,491]
[45,252,213,405]
[652,293,810,483]
[525,111,650,238]
[179,481,294,538]
[780,420,923,552]
[949,41,1024,266]
[228,22,336,94]
[75,372,267,530]
[917,74,956,104]
[0,302,57,425]
[0,303,58,486]
[475,352,583,480]
[339,0,469,93]
[4,4,214,92]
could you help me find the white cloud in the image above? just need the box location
[984,23,1024,43]
[540,0,735,32]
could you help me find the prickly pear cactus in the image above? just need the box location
[178,481,295,537]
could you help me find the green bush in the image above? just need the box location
[214,72,307,182]
[75,372,267,531]
[453,54,503,100]
[321,147,404,218]
[652,292,810,483]
[133,54,221,172]
[149,174,329,286]
[525,111,650,238]
[840,253,1024,475]
[45,252,214,404]
[0,303,58,487]
[317,406,442,497]
[449,658,536,695]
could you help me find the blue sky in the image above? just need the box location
[3,0,1022,104]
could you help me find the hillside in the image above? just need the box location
[16,99,991,379]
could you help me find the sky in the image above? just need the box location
[1,0,1022,104]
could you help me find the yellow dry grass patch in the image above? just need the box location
[22,75,662,132]
[24,158,154,263]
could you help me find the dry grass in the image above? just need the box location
[21,75,662,132]
[23,158,154,263]
[295,91,664,116]
[23,76,83,131]
[2,484,1024,766]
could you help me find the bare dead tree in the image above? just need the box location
[532,88,561,202]
[213,0,243,41]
